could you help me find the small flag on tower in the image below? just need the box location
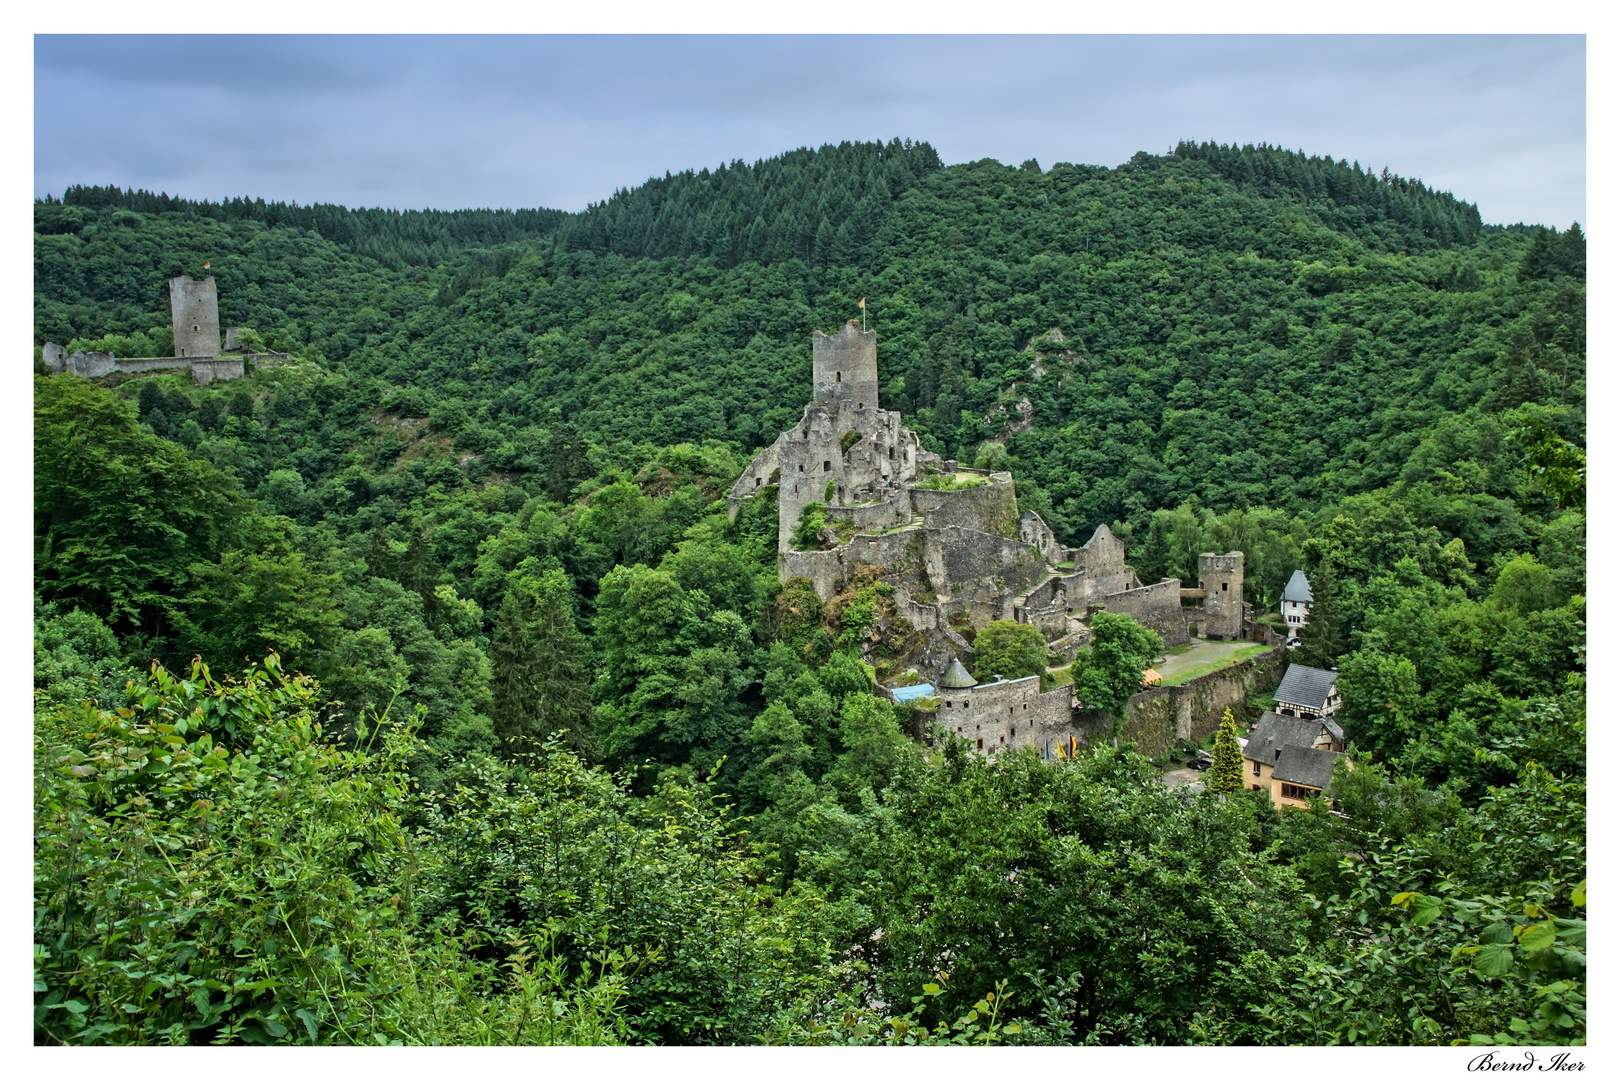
[203,261,211,269]
[858,297,865,308]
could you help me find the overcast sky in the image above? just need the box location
[34,34,1585,227]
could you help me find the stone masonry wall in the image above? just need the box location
[727,433,783,520]
[929,675,1078,756]
[1197,551,1246,639]
[934,526,1050,603]
[1101,577,1189,647]
[43,345,256,385]
[812,320,879,415]
[1185,644,1288,740]
[170,275,222,359]
[911,475,1021,538]
[1095,642,1291,757]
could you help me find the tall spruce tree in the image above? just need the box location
[1294,567,1347,670]
[1207,707,1244,795]
[489,569,593,757]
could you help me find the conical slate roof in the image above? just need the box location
[939,658,978,688]
[1283,569,1313,603]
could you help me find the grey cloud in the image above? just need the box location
[34,34,1584,226]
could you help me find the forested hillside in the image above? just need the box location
[35,139,1585,1047]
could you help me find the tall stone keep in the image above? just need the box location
[170,275,221,358]
[1197,551,1245,639]
[811,320,878,424]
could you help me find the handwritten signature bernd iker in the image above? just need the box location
[1467,1051,1584,1072]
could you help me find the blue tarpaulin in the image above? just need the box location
[890,683,937,704]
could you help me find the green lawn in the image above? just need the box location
[1159,644,1271,685]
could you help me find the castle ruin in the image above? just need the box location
[731,321,1252,755]
[42,275,285,385]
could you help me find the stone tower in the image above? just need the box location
[1197,551,1245,639]
[811,319,878,426]
[170,276,221,359]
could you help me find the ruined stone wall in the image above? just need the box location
[43,346,251,385]
[727,434,783,520]
[1185,644,1288,740]
[777,406,844,552]
[911,477,1020,538]
[812,320,879,418]
[779,529,923,599]
[1115,692,1183,757]
[1019,510,1076,565]
[930,675,1074,754]
[189,357,246,385]
[1197,551,1246,639]
[1101,577,1189,647]
[832,492,910,533]
[1071,523,1134,600]
[1092,643,1291,756]
[836,408,918,495]
[934,526,1049,603]
[170,275,221,359]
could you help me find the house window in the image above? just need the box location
[977,738,984,750]
[1222,582,1228,591]
[798,464,804,472]
[1280,783,1316,801]
[1252,761,1260,775]
[755,477,762,488]
[823,461,831,472]
[835,371,842,383]
[944,701,951,709]
[889,447,895,460]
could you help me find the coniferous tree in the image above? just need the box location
[1207,708,1244,795]
[489,570,593,757]
[1294,567,1347,670]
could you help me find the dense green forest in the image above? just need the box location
[35,139,1584,1046]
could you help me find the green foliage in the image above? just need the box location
[489,569,593,757]
[1511,418,1584,509]
[34,657,420,1045]
[970,620,1047,683]
[791,501,829,550]
[1070,611,1163,731]
[1206,708,1243,794]
[35,375,248,629]
[33,137,1586,1045]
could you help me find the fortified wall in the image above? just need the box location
[734,321,1252,758]
[41,275,279,385]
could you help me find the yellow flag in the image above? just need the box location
[858,297,865,308]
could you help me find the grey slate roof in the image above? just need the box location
[939,658,979,688]
[1243,711,1334,764]
[1282,569,1314,604]
[1275,663,1337,711]
[1271,745,1345,792]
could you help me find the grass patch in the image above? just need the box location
[915,472,986,491]
[1160,643,1271,685]
[1046,664,1074,688]
[1164,642,1196,656]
